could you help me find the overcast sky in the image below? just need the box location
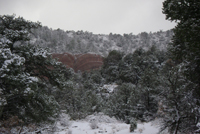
[0,0,176,35]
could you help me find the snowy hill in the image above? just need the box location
[32,27,173,57]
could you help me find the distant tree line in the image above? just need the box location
[32,24,173,56]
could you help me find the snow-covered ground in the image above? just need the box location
[57,121,159,134]
[55,113,162,134]
[2,113,167,134]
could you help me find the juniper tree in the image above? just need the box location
[161,1,200,133]
[163,0,200,94]
[0,15,68,123]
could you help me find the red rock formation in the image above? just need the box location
[52,53,103,72]
[52,53,75,68]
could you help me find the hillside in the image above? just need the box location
[31,27,173,57]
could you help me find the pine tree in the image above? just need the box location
[158,63,198,134]
[102,50,124,82]
[163,0,200,94]
[103,47,163,122]
[106,83,136,123]
[162,1,200,133]
[0,15,68,123]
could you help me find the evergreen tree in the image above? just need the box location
[158,63,198,134]
[118,53,137,84]
[163,0,200,94]
[103,47,163,122]
[102,50,124,82]
[0,15,68,123]
[58,70,103,120]
[106,83,136,123]
[162,1,200,133]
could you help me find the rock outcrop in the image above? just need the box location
[52,53,103,72]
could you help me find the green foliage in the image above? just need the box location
[106,83,135,123]
[0,14,41,51]
[162,1,200,133]
[32,25,173,56]
[130,118,137,132]
[103,47,163,122]
[163,0,200,91]
[0,15,68,123]
[102,50,124,82]
[158,63,198,134]
[54,70,104,120]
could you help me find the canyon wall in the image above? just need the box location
[52,53,103,72]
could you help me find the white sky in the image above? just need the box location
[0,0,176,35]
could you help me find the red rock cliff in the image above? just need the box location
[52,53,103,72]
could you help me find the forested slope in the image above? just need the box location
[32,27,173,56]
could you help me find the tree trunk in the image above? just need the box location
[174,119,180,134]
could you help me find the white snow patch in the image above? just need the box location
[57,120,160,134]
[85,112,119,123]
[103,84,118,93]
[33,51,47,58]
[67,32,74,38]
[56,113,161,134]
[102,36,109,41]
[29,76,38,82]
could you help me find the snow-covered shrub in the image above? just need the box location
[90,120,98,129]
[0,116,24,134]
[67,129,72,134]
[130,118,137,132]
[85,112,118,123]
[59,113,71,127]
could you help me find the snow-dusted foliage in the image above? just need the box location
[101,46,164,123]
[130,118,137,132]
[161,0,200,133]
[157,62,200,134]
[85,112,119,123]
[31,26,173,56]
[0,38,39,119]
[0,15,70,125]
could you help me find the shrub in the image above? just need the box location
[130,118,137,132]
[90,120,98,129]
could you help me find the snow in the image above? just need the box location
[0,37,12,44]
[24,87,31,94]
[0,98,7,106]
[102,36,109,41]
[0,48,26,74]
[103,84,118,93]
[29,76,39,82]
[1,110,164,134]
[56,120,160,134]
[67,32,74,38]
[33,50,47,58]
[55,113,160,134]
